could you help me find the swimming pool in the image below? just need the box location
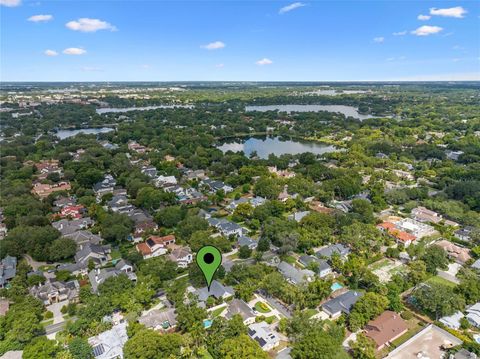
[331,282,343,292]
[203,319,213,328]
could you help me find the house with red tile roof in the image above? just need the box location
[136,235,176,259]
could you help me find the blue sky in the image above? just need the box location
[1,0,479,81]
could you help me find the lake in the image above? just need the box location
[217,136,337,159]
[55,127,114,140]
[245,104,374,120]
[96,105,193,114]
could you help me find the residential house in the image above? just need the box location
[454,349,478,359]
[114,259,137,280]
[107,195,135,213]
[127,141,149,154]
[89,267,137,293]
[472,259,480,271]
[277,261,314,285]
[141,166,158,179]
[466,303,480,328]
[446,150,464,161]
[53,196,77,209]
[309,200,335,214]
[268,166,295,179]
[395,218,438,239]
[411,206,458,227]
[93,175,116,198]
[237,236,258,250]
[298,255,332,278]
[435,240,472,264]
[52,217,94,236]
[455,226,476,242]
[322,290,364,319]
[316,244,350,261]
[127,209,158,240]
[88,322,128,359]
[168,246,193,268]
[288,211,310,223]
[248,322,281,351]
[364,310,408,350]
[377,221,417,247]
[154,175,177,188]
[202,178,233,194]
[207,217,245,237]
[31,181,71,198]
[30,279,80,305]
[227,196,266,211]
[138,308,177,332]
[440,311,464,330]
[194,280,234,302]
[136,235,176,260]
[0,256,17,288]
[59,205,85,219]
[75,243,111,268]
[225,299,256,325]
[185,169,206,181]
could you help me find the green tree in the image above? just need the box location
[49,238,77,261]
[23,337,59,359]
[238,245,252,259]
[350,333,376,359]
[218,334,268,359]
[68,337,93,359]
[124,329,183,359]
[349,292,389,331]
[422,246,449,275]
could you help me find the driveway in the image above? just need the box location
[46,300,68,324]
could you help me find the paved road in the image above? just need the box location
[45,321,67,335]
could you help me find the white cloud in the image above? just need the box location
[430,6,467,18]
[141,64,151,69]
[28,14,53,22]
[452,58,460,62]
[393,30,407,36]
[63,47,86,55]
[373,37,384,43]
[1,0,21,7]
[256,58,273,65]
[44,49,58,56]
[201,41,225,50]
[417,14,431,20]
[279,2,306,14]
[411,25,443,36]
[215,63,224,68]
[66,18,116,32]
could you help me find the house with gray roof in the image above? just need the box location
[278,261,314,285]
[138,308,177,331]
[64,230,102,249]
[88,267,137,294]
[52,217,94,236]
[202,178,233,194]
[225,299,256,325]
[466,302,480,328]
[316,244,350,261]
[207,217,245,237]
[30,279,80,305]
[88,321,128,359]
[93,174,116,197]
[75,243,111,267]
[288,211,310,223]
[298,255,332,278]
[322,290,364,319]
[440,311,464,330]
[195,280,234,302]
[0,256,17,288]
[472,259,480,270]
[237,236,257,250]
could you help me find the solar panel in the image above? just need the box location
[92,344,105,357]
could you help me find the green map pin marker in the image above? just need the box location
[196,245,222,291]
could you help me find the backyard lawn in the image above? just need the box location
[425,275,457,288]
[211,306,227,317]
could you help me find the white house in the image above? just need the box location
[248,322,280,351]
[466,303,480,328]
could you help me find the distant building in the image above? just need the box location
[316,244,350,261]
[455,226,476,242]
[435,240,472,264]
[30,279,80,305]
[138,308,177,332]
[288,211,310,223]
[31,181,71,198]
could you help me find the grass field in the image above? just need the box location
[211,306,227,317]
[425,275,457,288]
[254,302,271,313]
